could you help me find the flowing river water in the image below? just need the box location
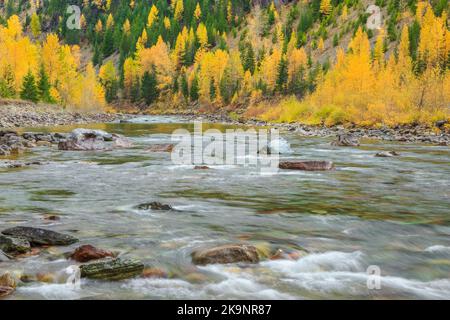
[1,116,449,299]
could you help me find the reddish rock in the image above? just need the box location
[279,161,335,171]
[194,165,210,170]
[69,245,115,263]
[42,214,60,221]
[145,144,174,152]
[192,244,259,265]
[142,267,168,279]
[0,286,14,298]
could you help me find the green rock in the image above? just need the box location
[80,258,144,281]
[0,235,31,254]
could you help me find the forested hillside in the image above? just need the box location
[0,0,449,126]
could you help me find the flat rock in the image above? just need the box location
[375,151,400,157]
[1,227,78,246]
[194,166,210,170]
[145,144,175,152]
[0,235,31,254]
[69,245,115,263]
[279,161,335,171]
[80,258,144,281]
[191,244,259,265]
[136,202,173,211]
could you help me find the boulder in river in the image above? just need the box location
[1,226,78,246]
[145,144,175,152]
[279,161,335,171]
[375,151,400,157]
[331,133,360,147]
[0,235,31,254]
[69,245,115,263]
[191,244,259,265]
[136,202,173,211]
[58,129,109,151]
[0,272,16,298]
[80,258,144,281]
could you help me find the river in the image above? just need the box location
[1,116,449,299]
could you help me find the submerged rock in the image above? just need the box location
[136,202,173,211]
[80,258,144,281]
[331,133,360,147]
[145,144,175,152]
[69,245,115,263]
[375,151,400,157]
[0,250,10,262]
[279,161,335,171]
[112,134,133,148]
[191,244,259,265]
[0,235,31,254]
[142,267,168,279]
[1,227,78,246]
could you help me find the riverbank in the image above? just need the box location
[180,112,450,146]
[0,100,130,129]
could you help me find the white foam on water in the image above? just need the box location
[424,245,450,253]
[124,278,196,299]
[262,251,365,273]
[260,251,450,299]
[17,283,88,300]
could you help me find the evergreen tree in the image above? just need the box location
[20,70,39,103]
[141,68,159,105]
[181,74,189,100]
[37,65,53,103]
[275,56,288,93]
[242,43,255,74]
[190,76,199,102]
[209,78,216,101]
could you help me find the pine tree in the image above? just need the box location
[20,70,39,103]
[275,55,288,93]
[141,69,159,105]
[37,65,53,103]
[242,43,255,74]
[181,74,189,100]
[190,76,199,102]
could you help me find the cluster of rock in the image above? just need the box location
[0,128,133,156]
[0,101,128,129]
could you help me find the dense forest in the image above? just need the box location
[0,0,449,126]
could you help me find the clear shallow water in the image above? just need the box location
[1,116,449,300]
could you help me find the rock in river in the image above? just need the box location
[375,151,400,157]
[145,144,175,152]
[69,245,115,263]
[80,258,144,281]
[191,244,259,265]
[331,133,360,147]
[0,250,10,262]
[1,227,78,246]
[0,235,31,254]
[279,161,335,171]
[58,129,109,151]
[0,272,16,299]
[136,202,173,211]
